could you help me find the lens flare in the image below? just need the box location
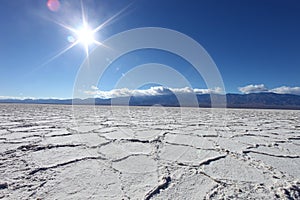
[67,36,75,43]
[47,0,60,12]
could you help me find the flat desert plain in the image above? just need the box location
[0,104,299,199]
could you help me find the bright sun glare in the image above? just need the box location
[75,25,95,46]
[61,20,102,56]
[44,2,132,63]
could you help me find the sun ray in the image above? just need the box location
[41,41,79,67]
[80,0,87,27]
[28,41,79,76]
[93,3,133,34]
[38,1,134,68]
[54,21,78,33]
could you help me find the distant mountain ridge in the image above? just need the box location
[226,93,300,109]
[1,92,300,110]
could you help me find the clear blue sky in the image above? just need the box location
[1,0,300,98]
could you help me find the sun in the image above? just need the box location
[75,25,95,46]
[43,2,132,64]
[65,21,102,56]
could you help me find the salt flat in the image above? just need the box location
[0,104,299,199]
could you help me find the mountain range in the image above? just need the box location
[1,93,300,110]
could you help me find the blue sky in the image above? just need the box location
[1,0,300,98]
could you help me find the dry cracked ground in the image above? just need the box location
[0,104,300,199]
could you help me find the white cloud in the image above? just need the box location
[91,85,98,90]
[238,84,300,95]
[238,84,268,94]
[84,86,223,99]
[194,87,223,94]
[270,86,300,95]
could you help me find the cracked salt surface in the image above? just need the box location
[0,104,300,199]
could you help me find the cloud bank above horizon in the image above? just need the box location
[84,86,223,99]
[2,85,300,100]
[239,84,300,95]
[85,84,300,99]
